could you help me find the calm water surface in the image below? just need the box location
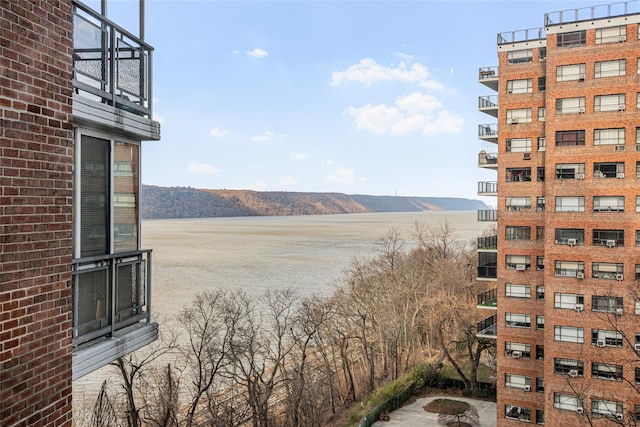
[73,211,489,404]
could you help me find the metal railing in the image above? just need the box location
[545,1,637,26]
[73,1,154,118]
[477,209,498,222]
[478,124,498,139]
[477,235,497,249]
[478,181,497,194]
[477,265,498,279]
[498,27,545,45]
[477,314,497,336]
[72,249,153,346]
[477,288,497,306]
[478,151,498,166]
[478,66,498,80]
[478,95,498,110]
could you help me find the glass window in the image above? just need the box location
[593,196,624,212]
[506,284,530,299]
[537,167,545,182]
[594,128,625,145]
[592,329,623,347]
[536,315,544,330]
[536,286,545,300]
[536,378,544,393]
[536,197,545,212]
[592,229,623,246]
[636,266,640,281]
[538,77,546,92]
[554,393,582,411]
[592,296,623,313]
[536,409,544,425]
[538,137,546,151]
[595,26,626,44]
[508,49,532,64]
[506,138,532,153]
[506,226,530,240]
[507,79,532,94]
[595,59,626,78]
[506,197,531,211]
[536,345,544,360]
[506,108,532,124]
[506,167,532,182]
[505,373,531,390]
[506,255,531,270]
[591,399,623,418]
[555,196,585,212]
[594,94,626,112]
[556,63,586,81]
[505,341,531,358]
[555,228,584,245]
[592,263,623,280]
[536,256,544,270]
[555,163,585,179]
[505,405,531,422]
[593,162,624,179]
[592,362,622,381]
[555,260,584,278]
[80,136,110,257]
[555,326,584,343]
[506,313,531,328]
[557,30,586,48]
[556,97,585,114]
[554,293,584,310]
[554,358,584,376]
[536,226,544,240]
[555,130,585,146]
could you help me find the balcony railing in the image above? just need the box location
[477,264,497,280]
[73,1,153,118]
[478,151,497,167]
[478,181,497,195]
[545,1,637,26]
[478,124,498,141]
[72,250,153,347]
[477,235,497,249]
[478,66,498,81]
[477,209,498,222]
[477,314,497,338]
[478,95,498,110]
[498,27,545,45]
[477,288,497,309]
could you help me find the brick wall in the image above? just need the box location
[0,1,74,426]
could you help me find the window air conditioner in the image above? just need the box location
[523,385,531,392]
[576,173,585,180]
[634,343,640,352]
[568,369,579,378]
[510,118,519,124]
[620,35,627,42]
[618,104,626,111]
[615,145,626,151]
[577,407,584,414]
[616,172,624,179]
[515,264,526,271]
[606,239,616,247]
[578,74,585,82]
[574,304,584,312]
[511,351,522,359]
[615,307,623,315]
[577,272,585,279]
[578,107,585,113]
[597,339,606,347]
[523,153,531,160]
[567,238,577,246]
[616,274,624,281]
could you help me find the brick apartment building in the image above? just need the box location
[1,1,160,425]
[476,1,640,425]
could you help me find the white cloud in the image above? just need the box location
[290,152,308,160]
[247,181,268,191]
[324,167,355,184]
[279,176,297,186]
[210,127,231,138]
[344,91,463,136]
[230,50,240,55]
[187,162,219,174]
[321,158,335,166]
[251,131,284,142]
[331,59,436,87]
[246,48,269,58]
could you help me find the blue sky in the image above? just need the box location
[92,0,602,201]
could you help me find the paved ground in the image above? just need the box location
[371,396,497,427]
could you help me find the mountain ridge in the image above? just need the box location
[141,185,489,219]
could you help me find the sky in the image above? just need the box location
[89,0,606,201]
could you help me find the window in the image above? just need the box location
[537,137,546,151]
[595,59,626,78]
[505,373,530,390]
[594,94,626,112]
[538,77,546,92]
[554,293,584,310]
[592,262,623,279]
[536,256,544,270]
[537,167,545,182]
[536,197,545,212]
[506,255,531,270]
[555,228,584,245]
[592,329,623,347]
[592,296,623,313]
[556,130,585,146]
[555,326,583,343]
[556,63,586,81]
[555,196,584,212]
[637,231,640,246]
[506,226,530,240]
[556,97,585,114]
[555,163,585,179]
[507,79,532,94]
[592,229,623,246]
[592,362,622,381]
[591,399,623,418]
[636,368,640,383]
[536,409,544,425]
[554,358,583,376]
[506,197,531,211]
[508,49,532,64]
[505,405,531,422]
[638,92,640,109]
[593,196,624,212]
[536,286,545,300]
[506,313,531,328]
[506,167,531,182]
[596,25,626,44]
[593,162,624,179]
[536,378,544,393]
[637,196,640,213]
[506,284,530,299]
[536,315,544,330]
[505,341,531,358]
[536,345,544,360]
[554,393,582,412]
[536,226,544,240]
[637,161,640,178]
[506,108,532,124]
[506,138,532,153]
[594,128,625,145]
[557,30,586,48]
[539,47,546,60]
[637,266,640,281]
[555,260,584,278]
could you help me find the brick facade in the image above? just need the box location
[1,1,74,426]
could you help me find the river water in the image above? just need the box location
[72,211,489,408]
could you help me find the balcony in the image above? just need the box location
[478,181,497,196]
[477,209,497,222]
[478,66,498,91]
[72,1,160,141]
[477,265,497,281]
[544,1,637,26]
[477,288,497,310]
[478,124,498,143]
[498,27,545,45]
[478,95,498,118]
[477,235,497,250]
[478,151,497,169]
[477,314,497,339]
[72,250,157,380]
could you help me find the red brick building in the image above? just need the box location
[477,2,640,425]
[1,1,160,425]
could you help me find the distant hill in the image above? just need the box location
[141,185,489,219]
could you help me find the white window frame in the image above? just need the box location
[508,49,532,64]
[505,342,531,357]
[594,94,626,112]
[595,26,626,44]
[593,196,624,212]
[556,97,585,114]
[506,255,531,269]
[554,293,584,310]
[554,393,582,411]
[505,373,530,390]
[555,260,585,277]
[507,79,533,94]
[595,59,626,78]
[554,326,584,343]
[556,63,586,81]
[555,196,585,212]
[506,313,531,328]
[506,138,532,153]
[594,128,625,145]
[592,399,623,418]
[506,108,532,124]
[506,284,531,299]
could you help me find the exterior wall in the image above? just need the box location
[0,1,74,426]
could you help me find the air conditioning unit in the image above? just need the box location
[618,104,626,111]
[515,264,526,271]
[615,145,626,151]
[523,385,531,392]
[620,35,627,42]
[617,172,624,179]
[567,238,577,246]
[616,414,623,421]
[577,407,584,414]
[597,339,606,347]
[616,274,624,281]
[615,307,623,315]
[574,304,584,312]
[523,153,531,160]
[577,272,585,279]
[512,351,522,359]
[507,90,513,94]
[578,74,585,82]
[576,173,585,180]
[569,369,579,378]
[578,107,585,113]
[634,343,640,351]
[606,239,616,247]
[510,118,519,124]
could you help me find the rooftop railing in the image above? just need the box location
[73,1,153,118]
[72,249,153,347]
[498,27,545,45]
[545,1,637,26]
